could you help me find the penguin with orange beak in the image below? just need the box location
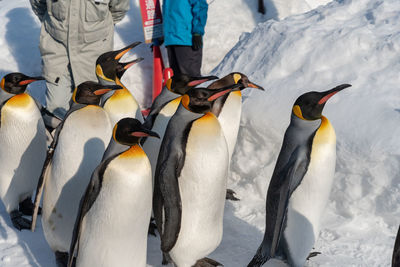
[95,41,145,126]
[248,84,351,267]
[31,81,122,266]
[0,73,46,230]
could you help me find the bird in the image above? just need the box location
[96,41,144,125]
[208,73,264,200]
[32,81,122,267]
[67,118,159,267]
[248,84,352,267]
[0,73,46,230]
[142,73,218,179]
[153,83,240,267]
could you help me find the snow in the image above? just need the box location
[0,0,398,266]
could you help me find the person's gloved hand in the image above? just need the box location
[192,34,203,51]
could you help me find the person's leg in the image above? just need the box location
[173,46,202,76]
[167,45,203,76]
[44,64,74,120]
[167,46,181,76]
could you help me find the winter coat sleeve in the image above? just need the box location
[189,0,208,35]
[109,0,130,24]
[29,0,47,22]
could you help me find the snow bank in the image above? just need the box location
[213,0,400,265]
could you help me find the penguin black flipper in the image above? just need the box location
[153,114,193,253]
[248,145,310,266]
[154,151,183,252]
[68,156,116,267]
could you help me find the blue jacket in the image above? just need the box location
[163,0,208,46]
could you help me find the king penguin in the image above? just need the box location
[0,73,46,230]
[247,84,352,267]
[142,73,218,180]
[208,73,264,200]
[96,41,144,125]
[36,81,122,266]
[208,73,263,161]
[153,84,240,267]
[67,118,159,267]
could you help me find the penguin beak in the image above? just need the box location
[246,81,264,91]
[18,76,45,86]
[120,57,144,70]
[131,129,160,139]
[318,84,352,104]
[93,85,123,95]
[114,41,141,60]
[207,83,241,101]
[187,75,219,87]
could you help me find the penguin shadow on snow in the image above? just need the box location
[210,202,318,267]
[3,8,41,72]
[208,201,265,267]
[48,138,106,233]
[2,8,45,102]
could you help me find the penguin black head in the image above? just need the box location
[72,81,123,105]
[113,118,160,146]
[292,84,352,120]
[181,84,241,114]
[0,73,44,95]
[166,74,219,95]
[208,72,264,91]
[96,41,142,82]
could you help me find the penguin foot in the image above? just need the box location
[162,252,172,265]
[226,189,240,201]
[19,197,41,216]
[55,251,69,267]
[10,211,31,231]
[193,257,223,267]
[307,251,321,260]
[148,221,157,236]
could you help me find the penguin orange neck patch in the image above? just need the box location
[292,105,307,120]
[233,73,242,84]
[181,94,190,110]
[72,88,78,103]
[0,78,5,91]
[96,65,114,82]
[166,79,172,91]
[120,144,145,158]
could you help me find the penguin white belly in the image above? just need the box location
[103,88,143,126]
[0,94,46,212]
[217,91,242,161]
[284,117,336,267]
[143,97,181,180]
[42,106,111,252]
[77,146,152,267]
[169,113,229,267]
